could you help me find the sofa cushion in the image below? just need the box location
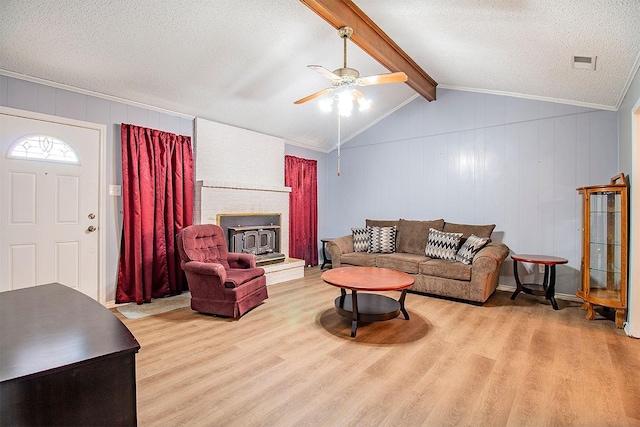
[424,228,463,261]
[396,218,445,255]
[443,222,495,241]
[340,252,378,267]
[455,234,490,265]
[367,226,397,253]
[352,227,368,252]
[420,259,472,281]
[366,219,398,228]
[376,253,430,274]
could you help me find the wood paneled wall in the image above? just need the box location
[327,89,619,295]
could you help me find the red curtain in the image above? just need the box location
[116,124,194,304]
[285,155,318,266]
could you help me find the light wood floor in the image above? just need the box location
[114,267,640,427]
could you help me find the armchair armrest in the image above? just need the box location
[227,252,257,269]
[182,261,227,282]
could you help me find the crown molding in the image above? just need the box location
[437,83,617,112]
[0,69,195,120]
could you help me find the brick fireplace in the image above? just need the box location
[195,181,291,257]
[193,118,304,284]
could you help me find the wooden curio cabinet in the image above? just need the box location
[576,174,628,328]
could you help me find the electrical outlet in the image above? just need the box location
[538,264,545,274]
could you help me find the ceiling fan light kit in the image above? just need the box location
[294,26,408,117]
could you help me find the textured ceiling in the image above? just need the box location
[1,0,639,152]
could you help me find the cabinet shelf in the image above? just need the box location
[589,267,622,274]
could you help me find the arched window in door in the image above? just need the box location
[8,135,80,164]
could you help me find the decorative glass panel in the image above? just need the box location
[8,135,79,164]
[587,191,622,301]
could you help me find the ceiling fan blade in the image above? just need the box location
[308,65,341,80]
[294,87,334,104]
[358,71,408,86]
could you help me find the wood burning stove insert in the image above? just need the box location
[217,213,285,266]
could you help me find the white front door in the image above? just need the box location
[0,112,100,300]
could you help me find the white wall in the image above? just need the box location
[0,75,193,303]
[327,88,619,296]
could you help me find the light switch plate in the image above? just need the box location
[109,185,121,196]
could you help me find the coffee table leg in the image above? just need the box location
[339,288,346,308]
[351,290,359,338]
[399,289,410,320]
[546,265,558,310]
[510,260,522,300]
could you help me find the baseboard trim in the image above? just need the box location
[496,284,583,303]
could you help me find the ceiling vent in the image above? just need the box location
[572,55,596,71]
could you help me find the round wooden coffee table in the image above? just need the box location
[321,266,415,337]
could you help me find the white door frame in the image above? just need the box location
[627,97,640,338]
[0,106,107,304]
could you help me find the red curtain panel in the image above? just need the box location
[116,124,194,304]
[285,155,318,267]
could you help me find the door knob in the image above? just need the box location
[87,225,96,232]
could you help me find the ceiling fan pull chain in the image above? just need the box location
[337,113,341,176]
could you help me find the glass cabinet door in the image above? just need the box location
[588,191,622,303]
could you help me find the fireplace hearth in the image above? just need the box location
[218,213,285,266]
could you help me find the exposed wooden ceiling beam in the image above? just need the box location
[300,0,437,101]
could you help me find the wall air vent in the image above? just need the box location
[572,55,596,71]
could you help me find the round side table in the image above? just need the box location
[510,254,568,310]
[320,238,335,269]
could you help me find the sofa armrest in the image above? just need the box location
[469,242,510,302]
[227,252,257,269]
[474,242,510,264]
[326,235,354,269]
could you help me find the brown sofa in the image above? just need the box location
[326,219,510,304]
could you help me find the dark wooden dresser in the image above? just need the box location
[0,283,140,426]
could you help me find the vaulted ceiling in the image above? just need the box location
[1,1,639,152]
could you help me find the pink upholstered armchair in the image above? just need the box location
[176,224,268,318]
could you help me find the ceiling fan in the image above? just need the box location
[294,26,408,112]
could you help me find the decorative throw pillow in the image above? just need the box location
[367,225,396,254]
[455,234,489,265]
[352,227,368,252]
[425,228,463,261]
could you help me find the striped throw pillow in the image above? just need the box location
[425,228,462,261]
[367,225,397,254]
[352,227,368,252]
[455,234,489,264]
